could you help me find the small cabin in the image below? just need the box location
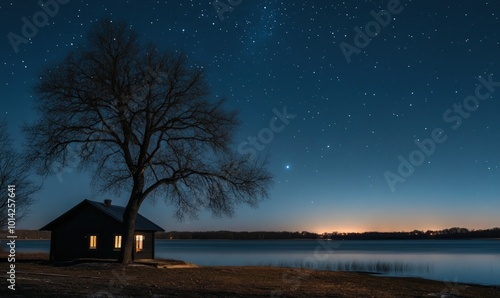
[40,199,164,261]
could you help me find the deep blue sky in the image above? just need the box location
[2,0,500,233]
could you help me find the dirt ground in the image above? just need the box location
[2,253,499,297]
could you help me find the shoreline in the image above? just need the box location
[7,237,500,241]
[2,253,499,297]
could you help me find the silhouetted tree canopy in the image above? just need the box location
[24,19,273,263]
[0,120,40,228]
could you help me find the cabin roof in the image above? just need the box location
[40,199,165,232]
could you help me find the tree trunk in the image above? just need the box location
[119,196,141,264]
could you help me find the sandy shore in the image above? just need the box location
[2,253,499,297]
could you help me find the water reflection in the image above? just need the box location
[156,240,500,286]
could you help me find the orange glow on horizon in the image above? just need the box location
[308,223,498,234]
[311,226,366,234]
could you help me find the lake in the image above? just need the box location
[6,239,500,286]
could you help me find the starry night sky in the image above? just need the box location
[2,0,500,233]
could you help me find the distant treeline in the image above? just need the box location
[157,231,319,240]
[326,227,500,240]
[3,227,500,240]
[158,227,500,240]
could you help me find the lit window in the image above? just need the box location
[135,235,144,252]
[114,235,122,249]
[89,235,97,249]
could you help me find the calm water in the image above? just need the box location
[6,239,500,286]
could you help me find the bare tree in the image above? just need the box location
[0,120,40,228]
[24,20,273,264]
